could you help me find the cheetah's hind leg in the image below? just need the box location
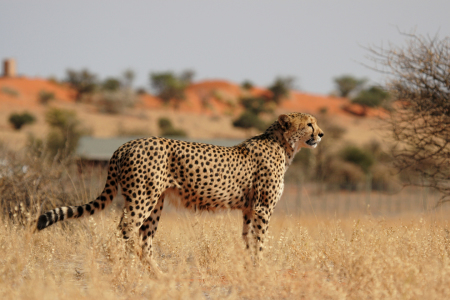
[138,193,165,274]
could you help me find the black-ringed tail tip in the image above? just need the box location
[36,200,110,231]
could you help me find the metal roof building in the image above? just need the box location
[76,136,245,162]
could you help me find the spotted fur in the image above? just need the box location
[36,113,323,262]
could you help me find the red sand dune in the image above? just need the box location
[0,77,75,108]
[0,76,386,118]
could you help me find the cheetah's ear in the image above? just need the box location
[278,114,291,130]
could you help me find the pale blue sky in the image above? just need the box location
[1,1,449,94]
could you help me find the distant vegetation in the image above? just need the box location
[333,74,390,109]
[233,76,295,132]
[27,108,84,161]
[38,90,55,105]
[240,80,254,90]
[333,75,366,98]
[158,117,187,137]
[1,86,19,98]
[267,76,295,104]
[8,112,36,130]
[150,70,194,110]
[65,69,98,100]
[2,61,434,195]
[233,97,273,131]
[63,68,138,114]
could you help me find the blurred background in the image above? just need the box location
[1,1,450,217]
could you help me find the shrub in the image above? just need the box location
[323,159,366,190]
[353,86,389,107]
[268,77,295,104]
[38,90,55,105]
[8,112,36,130]
[241,80,254,90]
[102,77,121,91]
[340,145,374,173]
[44,108,83,159]
[95,90,137,114]
[116,126,152,137]
[240,97,273,115]
[232,111,268,132]
[158,117,187,137]
[1,86,19,97]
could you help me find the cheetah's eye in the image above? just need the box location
[307,123,312,127]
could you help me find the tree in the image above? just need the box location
[150,70,195,109]
[232,97,273,132]
[232,111,268,132]
[268,76,295,104]
[240,97,273,115]
[333,75,366,98]
[122,69,135,88]
[369,32,450,203]
[102,77,121,92]
[65,69,98,100]
[9,112,36,130]
[241,80,254,90]
[352,85,389,107]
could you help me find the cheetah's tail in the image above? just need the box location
[35,161,119,231]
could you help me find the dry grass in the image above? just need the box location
[1,148,449,299]
[1,208,450,299]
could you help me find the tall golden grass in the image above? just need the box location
[1,209,450,299]
[1,149,450,299]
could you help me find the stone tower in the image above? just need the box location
[3,58,17,77]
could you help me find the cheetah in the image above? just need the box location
[36,112,323,263]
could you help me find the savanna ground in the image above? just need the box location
[1,156,450,299]
[2,207,450,299]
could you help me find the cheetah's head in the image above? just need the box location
[277,113,324,151]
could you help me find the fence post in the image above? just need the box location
[365,172,372,209]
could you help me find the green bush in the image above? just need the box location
[353,86,389,107]
[158,117,187,137]
[102,77,121,91]
[38,90,55,105]
[340,145,374,173]
[232,111,268,132]
[8,112,36,130]
[241,80,254,90]
[240,97,273,115]
[268,77,294,104]
[1,86,19,97]
[158,117,173,131]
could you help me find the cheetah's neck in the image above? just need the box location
[266,125,300,170]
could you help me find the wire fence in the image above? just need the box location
[278,183,449,217]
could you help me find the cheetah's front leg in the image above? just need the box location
[252,207,272,261]
[242,210,254,250]
[242,207,272,262]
